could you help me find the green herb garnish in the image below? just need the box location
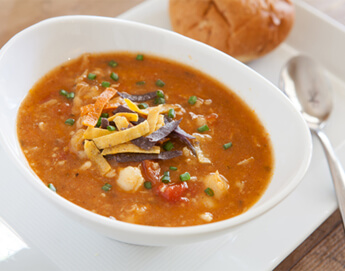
[102,183,112,192]
[144,181,152,189]
[107,125,116,131]
[136,81,146,86]
[169,166,178,171]
[168,108,175,118]
[88,73,97,80]
[108,60,118,67]
[188,96,197,105]
[223,142,232,150]
[162,171,171,183]
[138,103,149,109]
[136,54,144,61]
[48,183,56,192]
[180,172,190,181]
[197,124,209,133]
[59,89,68,96]
[155,79,165,87]
[65,118,75,126]
[163,141,174,151]
[110,72,119,81]
[204,187,214,197]
[102,81,111,88]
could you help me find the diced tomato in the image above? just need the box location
[156,182,189,202]
[141,160,161,185]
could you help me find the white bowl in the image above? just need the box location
[0,16,312,246]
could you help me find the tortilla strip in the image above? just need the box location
[84,140,111,175]
[113,116,130,130]
[108,112,139,122]
[82,87,117,127]
[83,126,113,139]
[102,143,160,156]
[147,105,162,134]
[155,114,165,131]
[124,98,148,115]
[93,120,150,149]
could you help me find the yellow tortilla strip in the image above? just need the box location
[84,140,111,175]
[108,112,139,122]
[124,98,148,115]
[147,105,162,134]
[155,114,165,131]
[102,143,160,156]
[93,120,150,149]
[83,126,113,139]
[113,116,130,130]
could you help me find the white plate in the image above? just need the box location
[0,0,344,270]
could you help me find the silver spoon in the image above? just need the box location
[279,55,345,227]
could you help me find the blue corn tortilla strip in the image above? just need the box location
[131,119,182,150]
[117,91,157,102]
[170,131,197,156]
[164,116,195,140]
[107,151,183,162]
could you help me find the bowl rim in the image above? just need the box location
[0,15,313,239]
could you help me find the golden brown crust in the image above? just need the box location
[169,0,295,62]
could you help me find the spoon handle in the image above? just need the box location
[314,129,345,227]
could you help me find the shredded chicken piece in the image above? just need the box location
[237,157,254,166]
[69,129,87,159]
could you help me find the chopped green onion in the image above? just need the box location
[188,96,198,105]
[102,81,111,88]
[59,89,68,96]
[107,125,116,131]
[154,97,165,105]
[108,60,118,67]
[163,141,174,151]
[136,81,146,86]
[197,124,209,133]
[48,183,56,192]
[144,181,152,189]
[156,90,165,98]
[65,118,75,126]
[101,113,109,118]
[169,166,178,171]
[136,54,144,61]
[168,108,176,119]
[223,142,232,150]
[66,92,75,99]
[204,187,214,197]
[88,73,97,80]
[155,79,165,87]
[180,172,190,181]
[110,72,119,81]
[96,117,102,127]
[138,103,149,109]
[161,171,171,183]
[102,183,112,192]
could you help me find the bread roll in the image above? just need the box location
[169,0,295,62]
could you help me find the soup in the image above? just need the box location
[17,52,273,227]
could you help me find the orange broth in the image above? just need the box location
[17,52,273,226]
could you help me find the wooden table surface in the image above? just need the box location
[1,0,345,270]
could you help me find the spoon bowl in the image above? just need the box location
[279,55,332,130]
[280,55,345,229]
